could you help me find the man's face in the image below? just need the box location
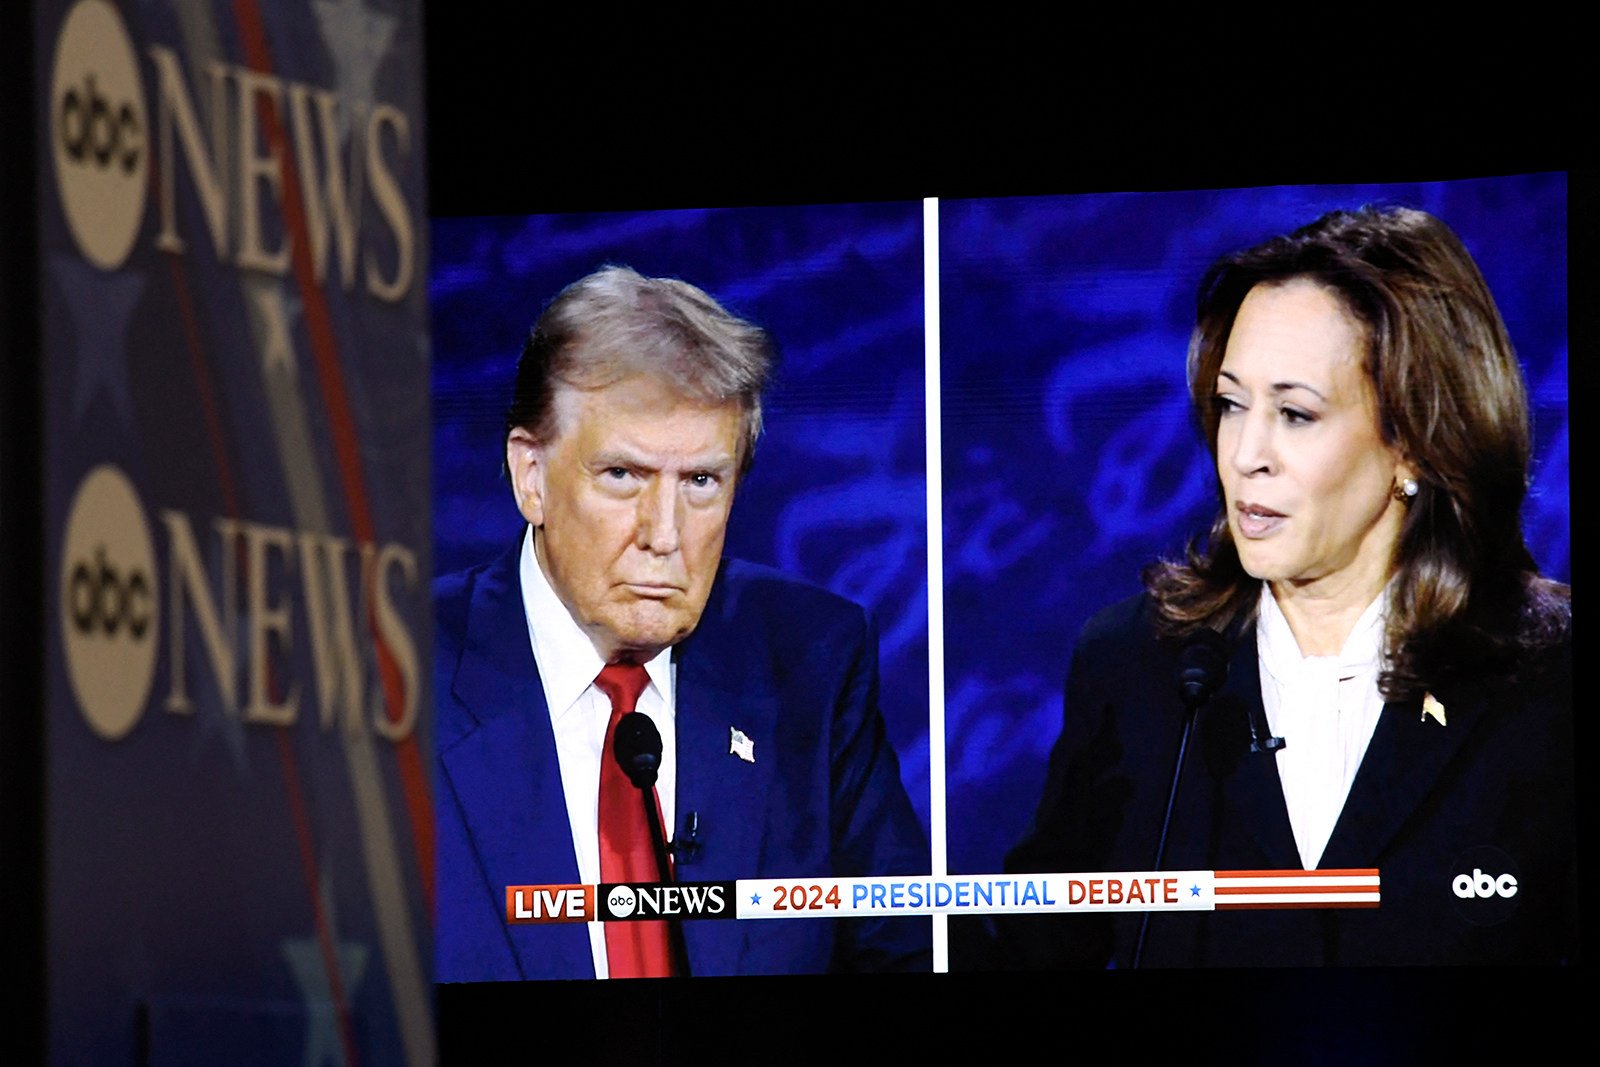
[508,373,742,663]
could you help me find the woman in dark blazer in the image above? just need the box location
[1005,206,1574,967]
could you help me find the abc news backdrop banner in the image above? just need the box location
[39,1,431,1063]
[940,175,1570,878]
[431,204,933,829]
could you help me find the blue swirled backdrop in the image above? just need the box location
[431,204,932,833]
[939,174,1569,876]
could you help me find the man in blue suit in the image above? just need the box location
[435,266,930,981]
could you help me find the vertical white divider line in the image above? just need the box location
[922,196,949,973]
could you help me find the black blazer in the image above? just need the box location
[1004,594,1576,967]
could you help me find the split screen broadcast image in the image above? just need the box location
[430,173,1573,981]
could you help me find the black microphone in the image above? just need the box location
[1248,708,1287,754]
[1176,628,1229,708]
[612,711,663,789]
[672,811,702,864]
[610,715,669,873]
[1135,627,1231,969]
[1178,624,1283,752]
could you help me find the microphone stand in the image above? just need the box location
[640,788,692,978]
[1132,700,1199,970]
[614,710,693,977]
[1133,629,1228,969]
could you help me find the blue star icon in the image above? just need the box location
[750,892,762,905]
[1190,884,1201,897]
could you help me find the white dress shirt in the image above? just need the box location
[519,527,676,979]
[1256,583,1387,870]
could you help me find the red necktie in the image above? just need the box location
[594,662,674,978]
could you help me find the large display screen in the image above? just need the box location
[431,173,1572,986]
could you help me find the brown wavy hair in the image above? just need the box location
[1145,206,1567,698]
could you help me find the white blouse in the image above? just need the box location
[1255,583,1388,870]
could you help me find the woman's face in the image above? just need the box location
[1214,280,1410,600]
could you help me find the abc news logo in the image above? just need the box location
[60,465,159,739]
[58,464,422,743]
[1449,848,1522,926]
[49,0,147,270]
[504,883,737,924]
[67,544,153,640]
[602,882,735,922]
[59,71,141,174]
[1452,869,1518,899]
[48,0,417,297]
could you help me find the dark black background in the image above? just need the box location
[425,14,1580,213]
[4,8,1585,1064]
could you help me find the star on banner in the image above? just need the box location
[52,254,144,429]
[313,0,398,137]
[281,934,369,1067]
[245,277,300,381]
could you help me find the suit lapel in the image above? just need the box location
[1198,614,1493,873]
[438,540,591,979]
[1320,680,1485,869]
[1205,622,1302,870]
[671,574,781,977]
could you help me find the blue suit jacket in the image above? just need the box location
[1003,593,1577,967]
[435,538,932,981]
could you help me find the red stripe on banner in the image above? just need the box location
[274,730,362,1067]
[229,0,435,914]
[1217,901,1382,910]
[165,244,360,1067]
[1215,869,1380,879]
[1215,883,1377,895]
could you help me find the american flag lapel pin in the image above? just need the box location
[729,727,755,763]
[1421,692,1446,726]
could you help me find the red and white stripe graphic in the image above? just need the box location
[1214,869,1380,910]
